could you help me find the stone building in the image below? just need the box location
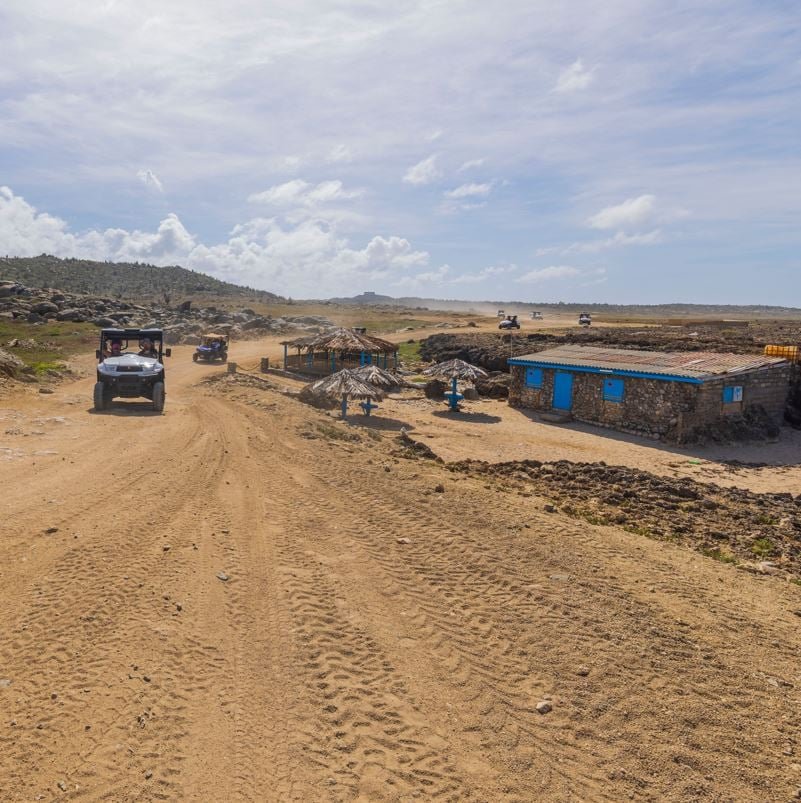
[508,345,791,443]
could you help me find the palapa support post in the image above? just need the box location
[360,399,378,416]
[445,375,462,411]
[341,394,349,419]
[283,343,288,368]
[331,352,336,373]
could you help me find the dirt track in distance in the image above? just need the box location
[1,343,800,802]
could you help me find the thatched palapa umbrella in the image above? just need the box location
[310,369,384,419]
[351,364,402,390]
[311,327,397,355]
[422,359,488,411]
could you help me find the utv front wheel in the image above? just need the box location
[152,382,165,413]
[93,382,106,412]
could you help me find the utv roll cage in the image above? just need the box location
[97,328,171,361]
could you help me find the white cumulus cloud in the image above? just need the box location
[457,158,485,172]
[0,186,429,298]
[403,155,441,186]
[566,229,663,253]
[588,194,656,230]
[444,183,492,199]
[248,179,363,207]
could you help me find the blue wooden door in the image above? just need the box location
[552,371,574,410]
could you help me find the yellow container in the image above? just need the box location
[764,344,800,361]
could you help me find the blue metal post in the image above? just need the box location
[450,377,459,411]
[331,352,335,373]
[341,395,348,419]
[360,350,365,366]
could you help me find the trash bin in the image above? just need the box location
[260,357,270,372]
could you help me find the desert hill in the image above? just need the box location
[0,255,282,304]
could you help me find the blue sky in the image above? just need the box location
[1,1,800,303]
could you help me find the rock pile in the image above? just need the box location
[421,324,801,373]
[0,347,30,379]
[0,280,334,344]
[474,372,512,399]
[420,333,531,372]
[445,457,801,578]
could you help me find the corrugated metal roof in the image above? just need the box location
[510,345,788,380]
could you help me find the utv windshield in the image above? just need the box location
[102,335,163,357]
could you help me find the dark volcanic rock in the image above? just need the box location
[442,457,801,578]
[424,379,447,400]
[56,309,86,322]
[31,301,59,315]
[475,372,511,399]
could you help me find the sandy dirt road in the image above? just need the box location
[1,346,800,802]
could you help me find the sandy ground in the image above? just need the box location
[1,335,800,802]
[375,396,801,494]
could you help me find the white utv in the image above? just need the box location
[94,328,172,413]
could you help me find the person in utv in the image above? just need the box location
[103,339,122,359]
[138,338,159,359]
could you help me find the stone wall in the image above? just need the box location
[509,363,791,442]
[676,366,792,440]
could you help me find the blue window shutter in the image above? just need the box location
[525,367,543,388]
[603,378,624,402]
[723,386,742,403]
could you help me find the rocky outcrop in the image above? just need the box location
[0,280,336,344]
[475,372,511,399]
[0,347,30,378]
[424,379,446,399]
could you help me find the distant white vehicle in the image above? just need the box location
[499,315,520,330]
[578,313,592,326]
[530,311,543,320]
[497,309,505,318]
